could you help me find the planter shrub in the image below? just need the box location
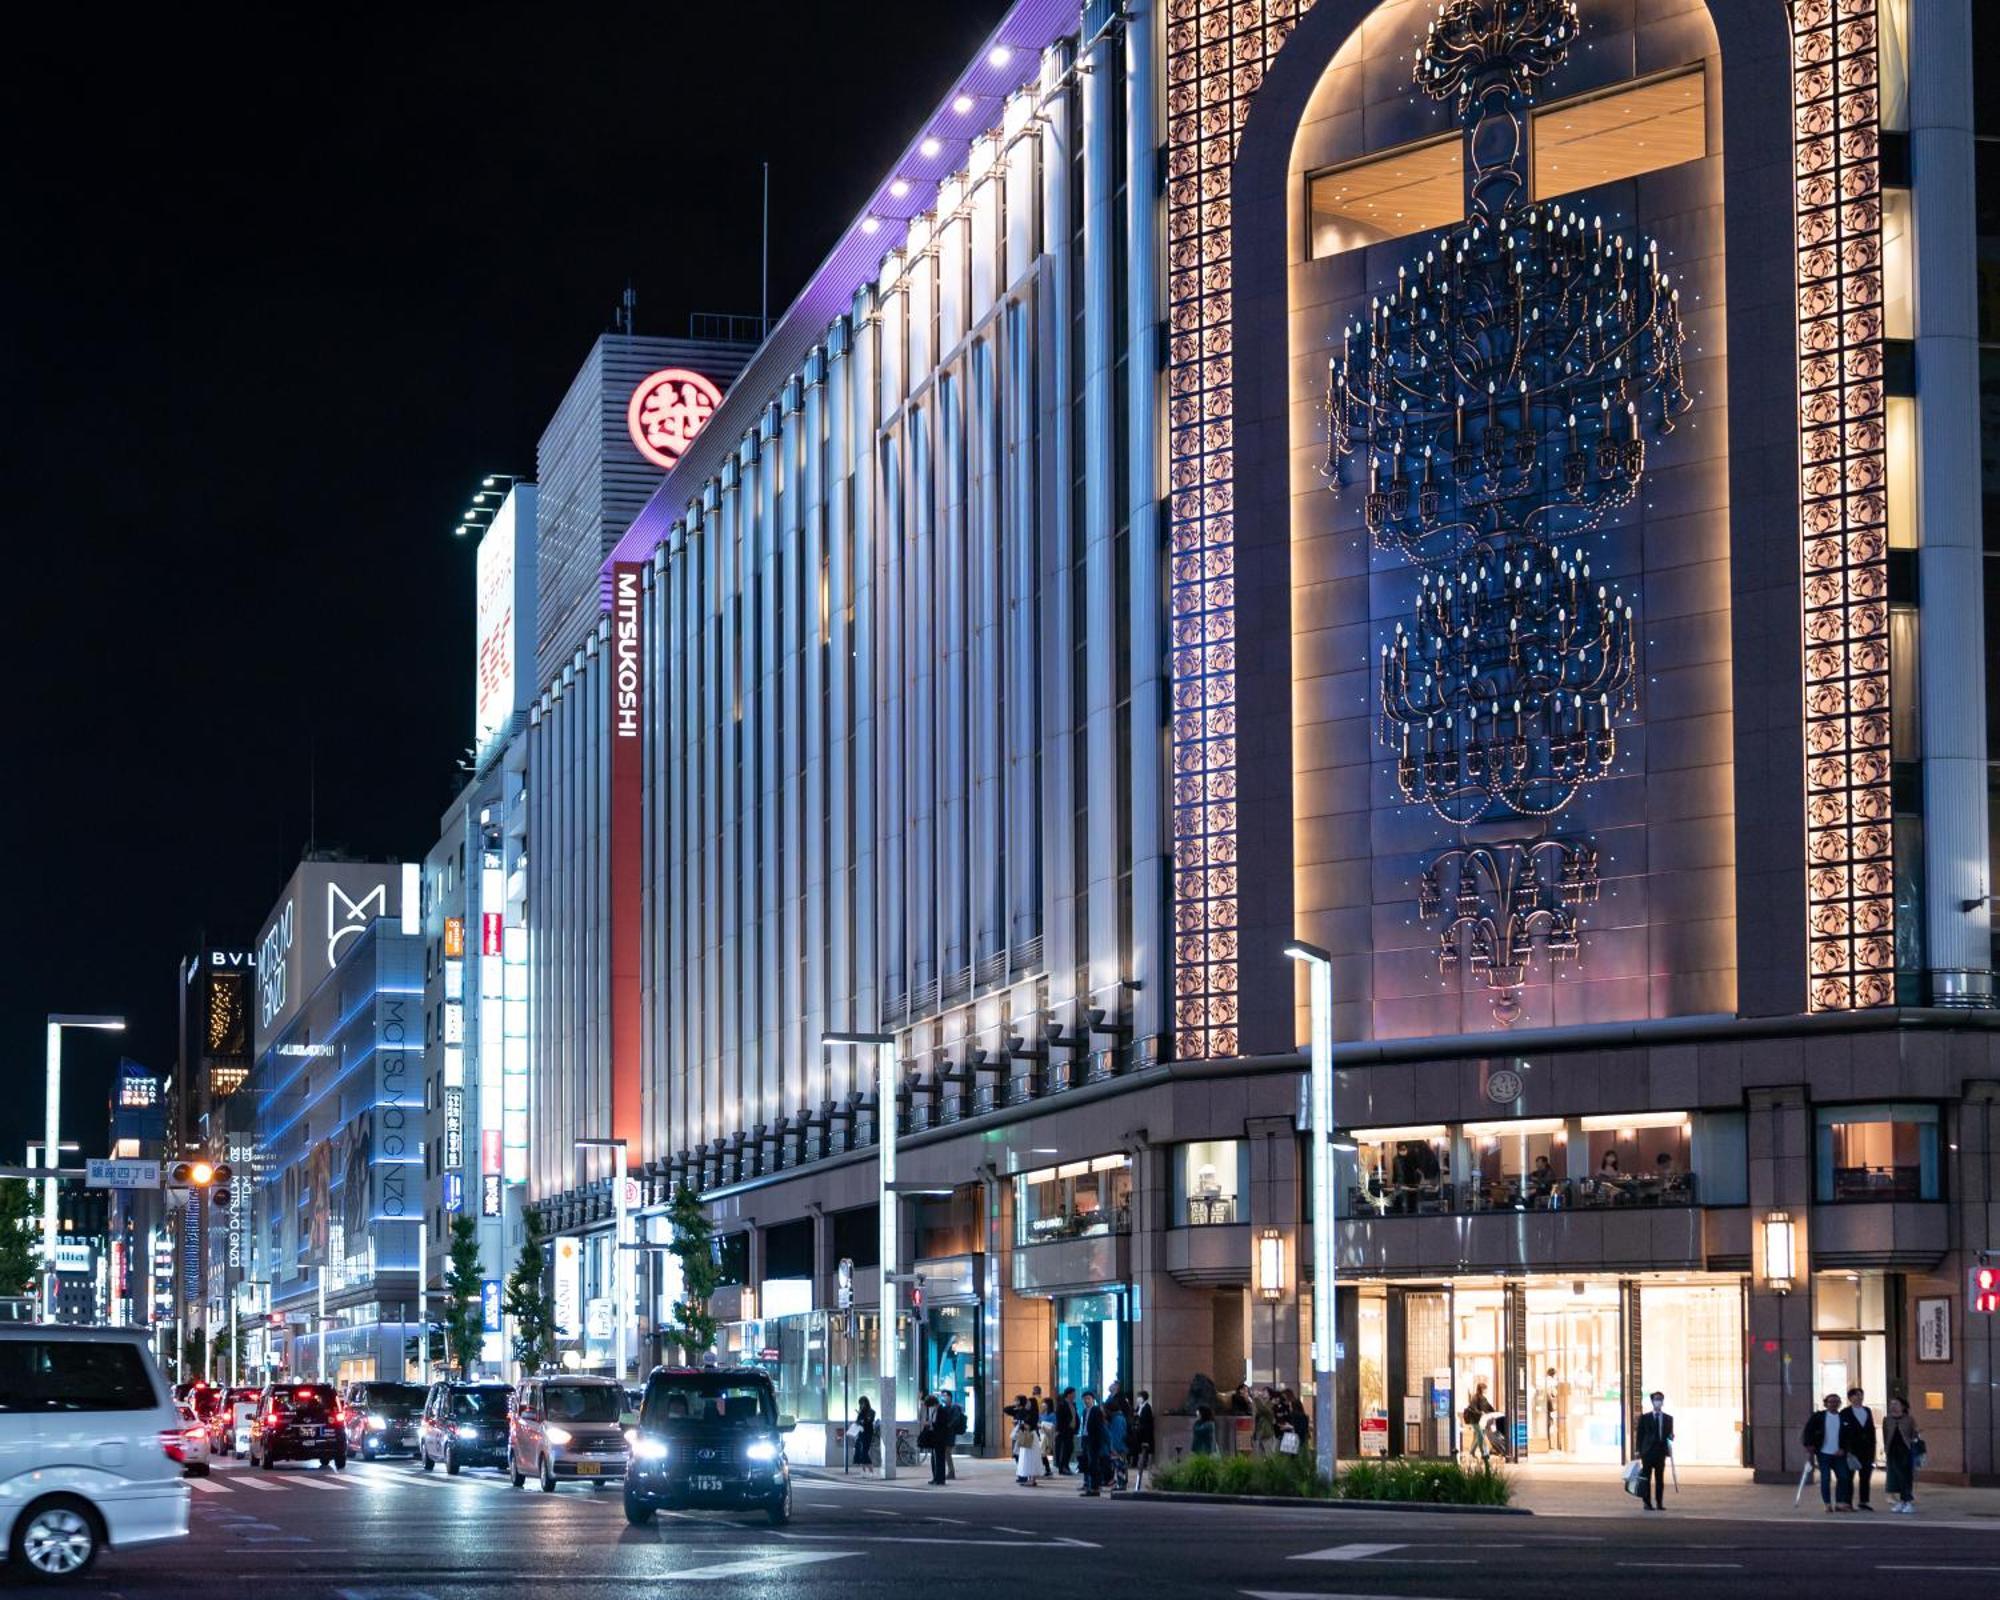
[1151,1453,1510,1507]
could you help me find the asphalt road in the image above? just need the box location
[45,1455,2000,1599]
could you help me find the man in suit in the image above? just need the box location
[1634,1390,1674,1510]
[1840,1386,1879,1510]
[1077,1390,1109,1496]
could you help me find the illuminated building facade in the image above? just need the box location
[509,0,2000,1481]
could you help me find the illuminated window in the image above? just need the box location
[1171,1140,1244,1227]
[1815,1104,1940,1201]
[1014,1155,1132,1246]
[1886,396,1917,550]
[1307,136,1462,258]
[1531,68,1707,201]
[1882,188,1913,341]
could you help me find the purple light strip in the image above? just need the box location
[602,0,1079,593]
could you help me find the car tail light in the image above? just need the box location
[330,1403,346,1426]
[267,1409,284,1428]
[160,1428,186,1462]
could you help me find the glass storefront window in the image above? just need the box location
[1579,1114,1693,1205]
[1814,1272,1889,1408]
[1348,1126,1449,1217]
[1014,1155,1132,1245]
[1172,1140,1245,1226]
[1307,135,1463,258]
[1055,1291,1125,1402]
[1815,1104,1940,1200]
[1530,66,1708,202]
[1461,1118,1564,1211]
[1525,1282,1623,1463]
[1639,1283,1743,1466]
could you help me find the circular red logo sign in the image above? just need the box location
[627,368,722,471]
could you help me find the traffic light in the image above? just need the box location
[211,1164,233,1210]
[1974,1265,2000,1316]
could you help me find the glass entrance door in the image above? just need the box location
[1524,1282,1622,1462]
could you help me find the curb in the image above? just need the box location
[1118,1489,1531,1515]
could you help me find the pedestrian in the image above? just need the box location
[1039,1394,1058,1478]
[921,1392,950,1486]
[1106,1392,1130,1489]
[1805,1393,1851,1511]
[1132,1389,1157,1485]
[1191,1404,1218,1456]
[1011,1398,1042,1486]
[852,1395,876,1472]
[1078,1389,1108,1496]
[1252,1387,1278,1456]
[1462,1380,1495,1463]
[1229,1382,1253,1416]
[1882,1395,1921,1514]
[1840,1386,1877,1510]
[940,1387,963,1479]
[1633,1390,1673,1511]
[1055,1387,1079,1475]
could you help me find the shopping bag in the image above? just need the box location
[1278,1430,1302,1456]
[845,1423,863,1442]
[1623,1460,1644,1496]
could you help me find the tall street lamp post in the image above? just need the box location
[823,1032,899,1481]
[576,1137,630,1384]
[45,1014,124,1319]
[1283,942,1337,1482]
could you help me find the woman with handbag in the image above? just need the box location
[1011,1399,1042,1486]
[1883,1395,1922,1514]
[851,1395,876,1472]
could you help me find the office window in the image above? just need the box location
[1531,68,1707,201]
[1308,135,1462,258]
[1172,1140,1245,1227]
[1816,1103,1940,1201]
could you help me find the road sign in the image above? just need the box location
[86,1158,160,1190]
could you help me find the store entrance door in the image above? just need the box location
[1524,1282,1623,1463]
[1054,1291,1125,1402]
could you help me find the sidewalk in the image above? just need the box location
[804,1454,2000,1526]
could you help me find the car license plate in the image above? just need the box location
[693,1475,724,1493]
[574,1461,599,1476]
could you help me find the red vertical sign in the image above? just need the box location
[610,562,645,1150]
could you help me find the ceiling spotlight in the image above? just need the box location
[988,45,1012,68]
[889,178,911,199]
[952,94,975,115]
[920,136,942,159]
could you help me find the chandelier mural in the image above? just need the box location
[1324,0,1688,1020]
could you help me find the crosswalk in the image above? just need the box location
[191,1465,532,1496]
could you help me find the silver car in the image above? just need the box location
[509,1375,629,1491]
[0,1327,189,1579]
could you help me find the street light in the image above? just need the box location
[45,1014,123,1319]
[576,1137,630,1384]
[824,1031,899,1481]
[1283,941,1337,1482]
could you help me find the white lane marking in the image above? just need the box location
[1616,1563,1743,1570]
[1878,1567,2000,1574]
[1292,1546,1408,1564]
[1244,1591,1471,1600]
[336,1590,442,1600]
[652,1551,860,1581]
[780,1531,1099,1549]
[286,1473,354,1490]
[992,1526,1036,1536]
[188,1477,230,1493]
[231,1477,284,1491]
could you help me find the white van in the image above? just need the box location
[0,1327,190,1579]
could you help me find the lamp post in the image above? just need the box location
[44,1014,124,1319]
[824,1031,899,1480]
[577,1138,630,1384]
[1284,941,1337,1482]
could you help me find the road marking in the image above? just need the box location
[1244,1591,1471,1600]
[648,1551,860,1581]
[286,1473,354,1490]
[1293,1546,1408,1563]
[781,1531,1100,1550]
[232,1477,284,1491]
[992,1526,1036,1536]
[336,1590,441,1600]
[188,1476,230,1493]
[1616,1563,1743,1570]
[1878,1566,2000,1574]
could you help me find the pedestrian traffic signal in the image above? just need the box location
[1974,1265,2000,1315]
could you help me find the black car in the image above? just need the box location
[250,1381,348,1469]
[344,1380,426,1457]
[623,1367,794,1526]
[419,1381,513,1474]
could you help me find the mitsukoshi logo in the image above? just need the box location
[613,565,642,739]
[328,880,387,963]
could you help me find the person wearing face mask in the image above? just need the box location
[1633,1390,1673,1511]
[1839,1386,1878,1510]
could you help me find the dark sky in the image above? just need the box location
[0,1,1010,1163]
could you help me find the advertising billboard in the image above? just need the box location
[473,483,537,767]
[253,861,403,1056]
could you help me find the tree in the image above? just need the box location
[441,1216,486,1378]
[502,1210,558,1376]
[665,1185,721,1362]
[0,1179,38,1299]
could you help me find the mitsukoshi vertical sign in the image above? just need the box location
[610,562,644,1147]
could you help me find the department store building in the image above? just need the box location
[521,0,2000,1481]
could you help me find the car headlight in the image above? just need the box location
[545,1425,573,1446]
[745,1440,779,1463]
[366,1414,387,1430]
[631,1437,668,1461]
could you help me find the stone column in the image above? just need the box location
[1746,1087,1814,1481]
[1246,1117,1303,1389]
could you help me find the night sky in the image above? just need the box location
[1,1,1011,1162]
